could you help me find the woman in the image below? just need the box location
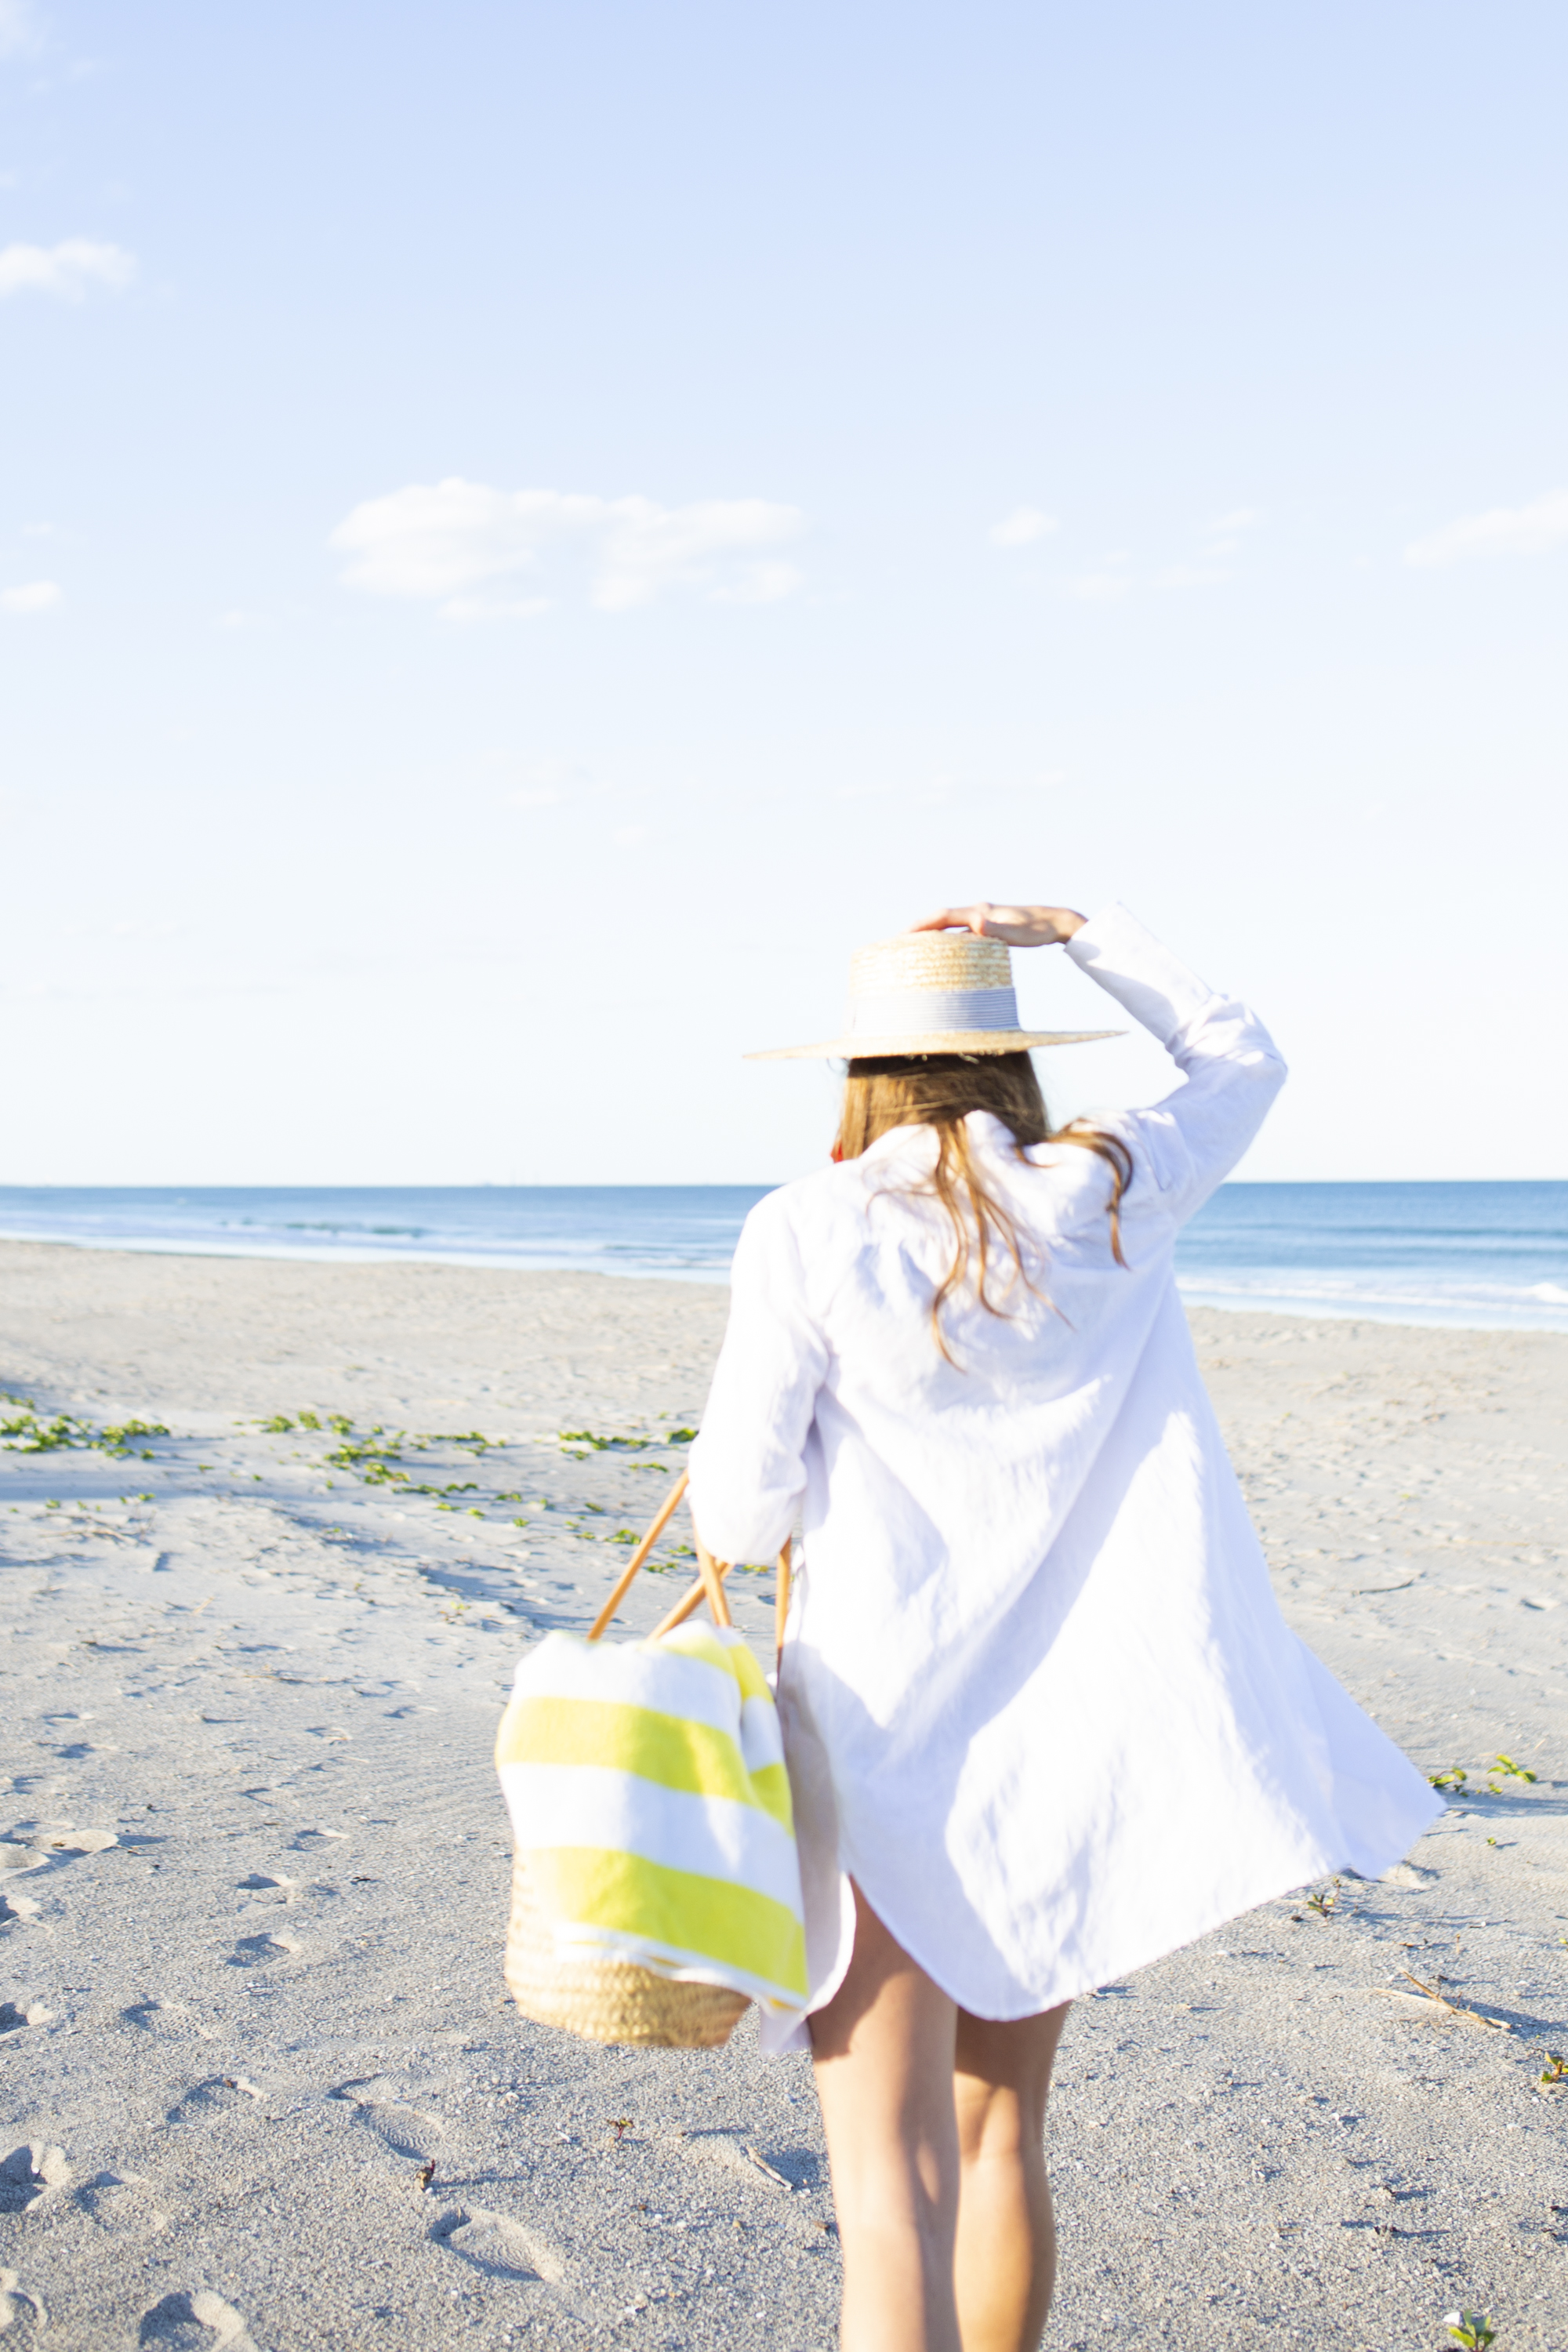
[687,899,1439,2352]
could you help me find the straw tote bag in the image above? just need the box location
[495,1472,807,2049]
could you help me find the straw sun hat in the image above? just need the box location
[746,930,1122,1061]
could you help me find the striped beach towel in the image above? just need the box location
[495,1617,808,2022]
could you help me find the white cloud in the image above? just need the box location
[1187,507,1264,573]
[503,754,589,810]
[1404,488,1568,568]
[329,477,806,617]
[2,579,61,614]
[1067,571,1132,603]
[0,0,39,59]
[989,506,1059,548]
[0,239,137,300]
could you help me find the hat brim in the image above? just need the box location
[745,1027,1124,1062]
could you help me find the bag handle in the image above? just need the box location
[584,1466,792,1669]
[586,1470,689,1640]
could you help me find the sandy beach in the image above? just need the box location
[2,1237,1565,2351]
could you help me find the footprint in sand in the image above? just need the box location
[136,2288,258,2350]
[122,2001,216,2045]
[675,2128,806,2194]
[0,2145,70,2216]
[74,2170,169,2237]
[9,1824,119,1864]
[0,2002,53,2034]
[225,1931,303,1969]
[431,2206,566,2286]
[0,2266,47,2331]
[1381,1860,1438,1888]
[163,2077,267,2127]
[328,2076,444,2161]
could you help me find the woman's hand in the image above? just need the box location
[907,902,1086,946]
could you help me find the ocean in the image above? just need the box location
[2,1180,1566,1334]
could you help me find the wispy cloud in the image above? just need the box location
[0,239,136,299]
[992,504,1263,604]
[330,477,806,618]
[989,506,1059,548]
[1067,566,1133,603]
[2,579,61,614]
[1404,488,1568,568]
[504,755,590,810]
[1200,506,1263,562]
[0,0,39,59]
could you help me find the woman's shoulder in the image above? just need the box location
[744,1137,933,1249]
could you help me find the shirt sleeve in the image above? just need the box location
[1065,903,1287,1222]
[687,1189,830,1565]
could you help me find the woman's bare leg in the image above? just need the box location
[810,1886,1071,2352]
[952,2002,1071,2352]
[809,1884,963,2352]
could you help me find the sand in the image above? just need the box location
[1,1237,1565,2350]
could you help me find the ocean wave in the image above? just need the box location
[1174,1270,1568,1333]
[2,1181,1566,1329]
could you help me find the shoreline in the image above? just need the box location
[2,1231,1566,1338]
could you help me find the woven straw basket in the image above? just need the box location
[499,1469,794,2051]
[503,1849,750,2049]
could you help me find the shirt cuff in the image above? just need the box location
[1064,903,1218,1048]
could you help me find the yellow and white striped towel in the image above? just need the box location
[495,1619,808,2020]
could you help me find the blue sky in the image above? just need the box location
[4,1,1566,1184]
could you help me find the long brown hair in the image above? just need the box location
[834,1052,1131,1363]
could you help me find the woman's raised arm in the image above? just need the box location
[907,902,1086,946]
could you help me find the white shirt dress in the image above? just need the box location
[688,906,1441,2050]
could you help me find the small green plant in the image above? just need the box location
[1428,1766,1467,1791]
[666,1427,698,1444]
[2,1399,167,1458]
[259,1414,293,1432]
[2,1404,89,1451]
[100,1418,170,1456]
[1304,1878,1341,1918]
[560,1428,657,1454]
[1538,2052,1567,2086]
[1446,2312,1495,2349]
[296,1410,321,1430]
[1487,1753,1537,1786]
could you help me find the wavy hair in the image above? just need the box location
[834,1051,1131,1363]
